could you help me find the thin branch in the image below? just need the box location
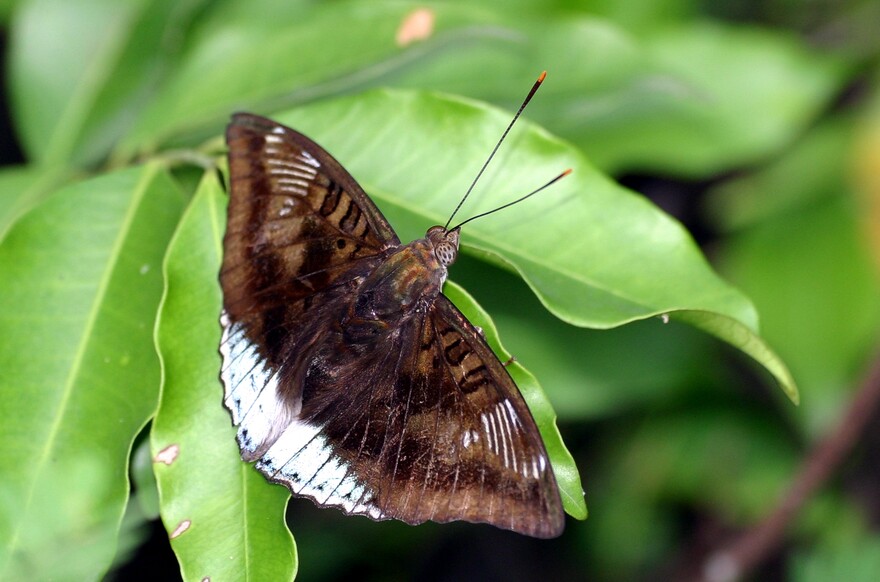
[701,346,880,582]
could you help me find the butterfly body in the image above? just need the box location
[220,112,564,538]
[340,228,456,343]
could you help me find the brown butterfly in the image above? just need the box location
[219,78,566,538]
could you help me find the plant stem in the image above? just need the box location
[701,346,880,582]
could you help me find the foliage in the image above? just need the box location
[1,0,879,580]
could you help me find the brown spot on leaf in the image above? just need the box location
[170,519,191,539]
[396,8,434,47]
[154,444,180,465]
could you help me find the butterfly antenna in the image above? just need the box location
[451,169,572,230]
[443,71,547,231]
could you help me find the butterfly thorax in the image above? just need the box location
[341,227,460,343]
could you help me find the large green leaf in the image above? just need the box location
[111,1,844,179]
[152,172,297,581]
[571,0,700,31]
[409,13,847,176]
[120,0,516,154]
[8,0,208,167]
[451,253,722,419]
[624,22,847,175]
[0,164,184,579]
[265,89,796,400]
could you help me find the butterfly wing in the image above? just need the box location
[247,291,564,538]
[375,295,565,538]
[222,112,399,313]
[221,113,398,459]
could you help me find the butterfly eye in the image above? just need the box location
[435,241,457,266]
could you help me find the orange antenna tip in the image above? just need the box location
[562,168,573,177]
[444,71,549,230]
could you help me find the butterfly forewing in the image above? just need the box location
[220,113,565,538]
[222,112,398,324]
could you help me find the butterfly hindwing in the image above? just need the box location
[240,295,563,538]
[398,296,563,538]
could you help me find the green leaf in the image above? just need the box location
[443,281,587,519]
[0,0,20,24]
[571,0,699,31]
[121,0,519,155]
[112,3,844,179]
[0,165,67,242]
[8,0,208,167]
[151,171,297,581]
[717,196,880,433]
[130,437,161,520]
[585,21,847,175]
[0,163,184,579]
[705,115,855,232]
[673,310,798,404]
[8,1,842,178]
[411,14,846,176]
[267,89,796,399]
[625,409,797,518]
[450,254,722,419]
[792,536,880,582]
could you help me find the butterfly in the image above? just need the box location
[219,87,565,539]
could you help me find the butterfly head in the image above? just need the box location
[426,225,460,267]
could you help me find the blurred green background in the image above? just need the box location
[2,0,880,580]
